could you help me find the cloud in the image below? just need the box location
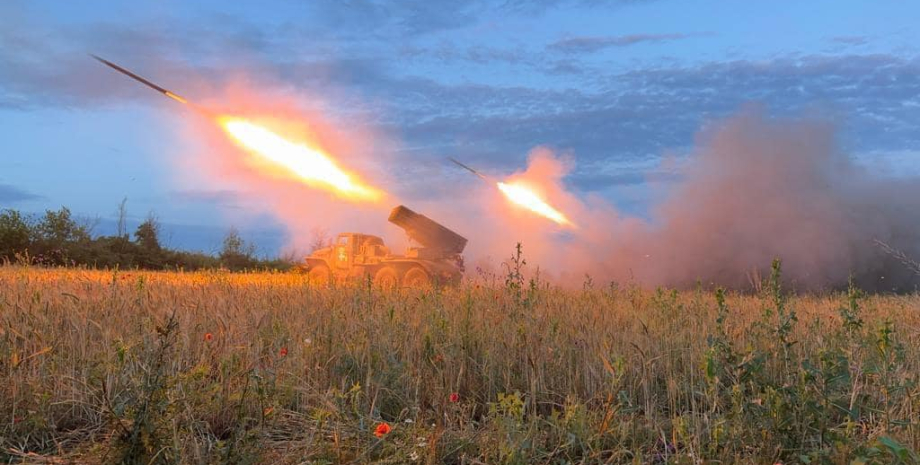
[570,170,680,190]
[831,35,869,46]
[307,0,647,37]
[305,0,483,37]
[547,33,705,54]
[0,184,44,203]
[169,189,244,208]
[2,7,920,201]
[399,43,531,66]
[371,54,920,173]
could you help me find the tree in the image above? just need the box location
[28,207,90,265]
[116,197,128,239]
[220,227,257,270]
[135,214,161,251]
[310,227,331,252]
[36,207,89,245]
[0,209,32,260]
[134,214,164,269]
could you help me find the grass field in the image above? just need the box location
[1,263,919,464]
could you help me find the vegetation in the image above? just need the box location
[1,256,918,464]
[0,207,290,271]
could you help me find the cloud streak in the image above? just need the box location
[547,33,706,53]
[0,184,43,203]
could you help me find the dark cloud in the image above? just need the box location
[547,33,706,54]
[0,184,44,203]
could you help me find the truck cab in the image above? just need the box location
[331,233,388,269]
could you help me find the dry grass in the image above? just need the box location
[1,265,919,464]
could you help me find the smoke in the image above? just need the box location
[501,108,920,290]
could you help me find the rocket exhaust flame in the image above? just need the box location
[449,157,574,227]
[496,181,574,226]
[93,55,384,202]
[218,117,382,201]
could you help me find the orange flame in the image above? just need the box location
[496,181,574,227]
[216,115,383,201]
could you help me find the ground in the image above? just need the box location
[1,266,919,464]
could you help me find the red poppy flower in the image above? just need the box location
[204,333,213,342]
[374,422,391,438]
[279,347,288,357]
[449,392,460,403]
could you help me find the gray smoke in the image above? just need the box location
[526,108,920,291]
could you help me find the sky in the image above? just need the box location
[1,0,919,256]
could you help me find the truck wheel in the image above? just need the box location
[402,267,431,288]
[291,264,310,274]
[374,266,399,289]
[309,264,331,286]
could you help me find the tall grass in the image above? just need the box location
[1,264,918,464]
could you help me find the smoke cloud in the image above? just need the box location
[493,108,920,291]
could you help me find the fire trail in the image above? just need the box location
[92,55,383,201]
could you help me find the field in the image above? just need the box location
[1,264,919,464]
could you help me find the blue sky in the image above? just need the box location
[2,0,919,254]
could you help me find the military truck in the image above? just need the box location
[303,205,467,287]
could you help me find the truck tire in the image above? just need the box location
[309,264,331,286]
[291,264,310,274]
[374,266,399,289]
[402,266,431,288]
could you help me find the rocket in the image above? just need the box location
[448,157,488,181]
[91,55,188,105]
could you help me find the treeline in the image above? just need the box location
[0,207,292,271]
